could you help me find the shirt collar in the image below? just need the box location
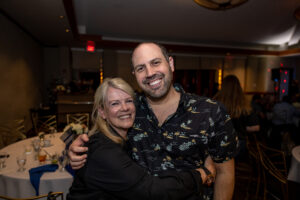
[137,83,188,113]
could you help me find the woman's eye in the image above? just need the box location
[126,99,133,103]
[111,102,119,106]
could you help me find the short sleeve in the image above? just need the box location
[208,104,239,163]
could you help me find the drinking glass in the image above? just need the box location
[49,127,56,138]
[16,154,26,172]
[0,152,8,169]
[32,139,40,160]
[38,151,47,164]
[59,150,68,172]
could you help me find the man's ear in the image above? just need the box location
[98,108,106,120]
[168,56,175,72]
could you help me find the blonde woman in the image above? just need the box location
[67,78,214,200]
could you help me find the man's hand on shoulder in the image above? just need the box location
[68,134,89,170]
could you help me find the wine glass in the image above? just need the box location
[0,152,8,169]
[32,139,40,160]
[16,154,27,172]
[59,150,68,172]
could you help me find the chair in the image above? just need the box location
[257,142,288,200]
[33,115,57,134]
[14,119,27,139]
[0,119,27,148]
[0,192,63,200]
[234,133,262,200]
[66,113,89,127]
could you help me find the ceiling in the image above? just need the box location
[1,0,300,55]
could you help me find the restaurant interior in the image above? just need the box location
[1,0,300,199]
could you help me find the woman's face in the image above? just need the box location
[99,87,136,136]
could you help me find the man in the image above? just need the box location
[69,42,238,200]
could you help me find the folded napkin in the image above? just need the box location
[29,164,58,195]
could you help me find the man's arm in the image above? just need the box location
[68,134,89,169]
[213,159,235,200]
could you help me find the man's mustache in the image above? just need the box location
[142,73,164,84]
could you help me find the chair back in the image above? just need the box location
[33,115,57,134]
[14,119,27,139]
[257,142,288,200]
[66,113,89,127]
[257,142,287,183]
[0,191,63,200]
[14,119,26,135]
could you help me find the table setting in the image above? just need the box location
[0,132,73,199]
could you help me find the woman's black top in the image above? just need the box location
[67,132,203,200]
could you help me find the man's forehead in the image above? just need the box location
[132,43,164,64]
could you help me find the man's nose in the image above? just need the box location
[145,66,155,77]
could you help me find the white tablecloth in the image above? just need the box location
[0,133,73,199]
[288,145,300,183]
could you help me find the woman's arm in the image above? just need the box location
[85,142,205,200]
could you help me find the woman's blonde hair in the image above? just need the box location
[214,75,250,118]
[89,77,135,144]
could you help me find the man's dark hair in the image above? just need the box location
[131,42,170,70]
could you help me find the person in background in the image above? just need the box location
[214,75,259,160]
[69,42,238,200]
[67,77,215,200]
[271,95,300,151]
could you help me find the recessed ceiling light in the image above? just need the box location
[65,29,70,33]
[60,15,64,19]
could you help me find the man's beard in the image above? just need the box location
[141,68,173,100]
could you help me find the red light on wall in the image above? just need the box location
[275,86,279,91]
[280,69,282,73]
[285,71,288,75]
[284,79,287,83]
[280,63,283,67]
[86,41,95,52]
[282,89,285,93]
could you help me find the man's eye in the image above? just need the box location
[135,66,144,73]
[153,61,160,66]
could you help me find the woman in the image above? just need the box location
[214,75,260,158]
[67,78,213,200]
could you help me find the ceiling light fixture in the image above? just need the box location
[194,0,248,10]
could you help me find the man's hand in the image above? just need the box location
[196,156,216,185]
[68,134,89,170]
[204,156,216,186]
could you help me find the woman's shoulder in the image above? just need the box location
[88,132,116,152]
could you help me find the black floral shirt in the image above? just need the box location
[127,85,238,200]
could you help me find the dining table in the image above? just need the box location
[0,132,73,199]
[288,145,300,183]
